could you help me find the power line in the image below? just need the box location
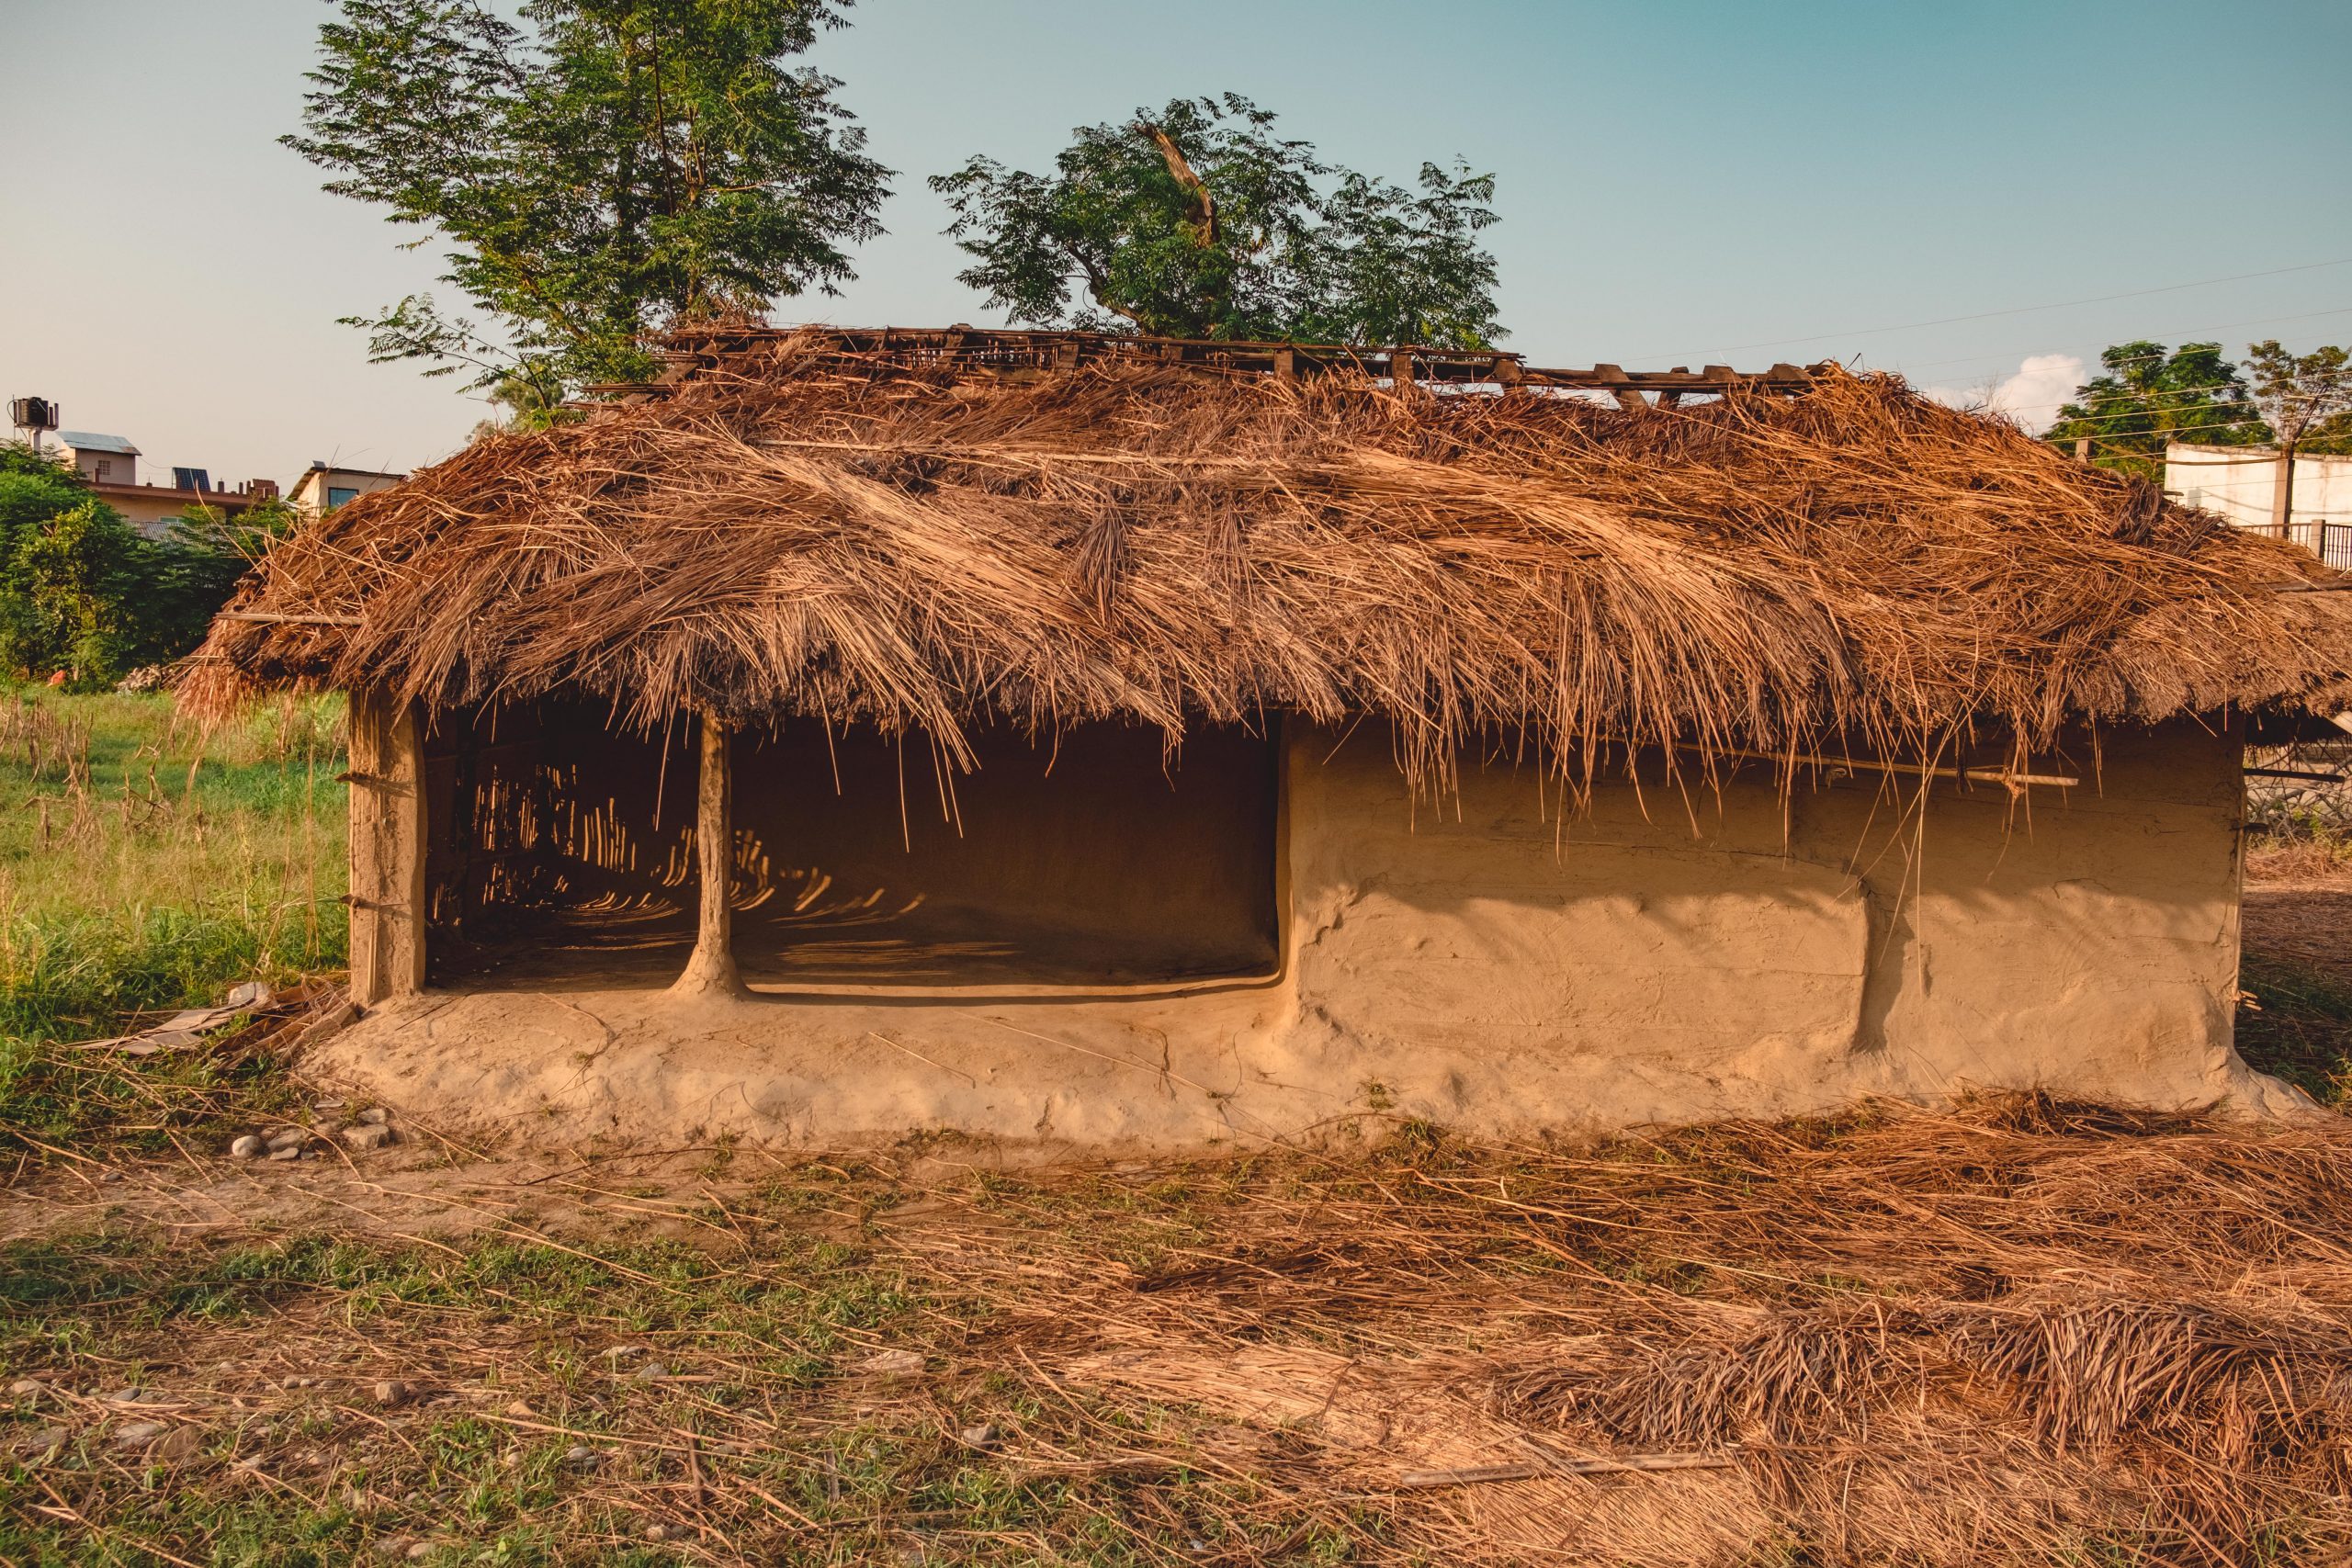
[1642,255,2352,360]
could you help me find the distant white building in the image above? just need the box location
[54,429,278,538]
[2165,443,2352,570]
[288,461,406,517]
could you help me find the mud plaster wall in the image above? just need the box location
[332,713,2285,1151]
[1283,716,2250,1124]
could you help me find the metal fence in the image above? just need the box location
[2248,737,2352,834]
[2240,518,2352,571]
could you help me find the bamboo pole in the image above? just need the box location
[673,711,745,998]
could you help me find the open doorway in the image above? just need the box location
[423,700,1281,991]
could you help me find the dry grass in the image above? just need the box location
[187,331,2352,795]
[7,1095,2352,1565]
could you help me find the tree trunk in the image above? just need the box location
[348,687,426,1007]
[673,711,745,998]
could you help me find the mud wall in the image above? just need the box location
[1283,717,2248,1124]
[344,714,2272,1148]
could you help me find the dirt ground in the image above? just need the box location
[6,856,2352,1564]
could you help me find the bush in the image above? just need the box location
[0,442,287,689]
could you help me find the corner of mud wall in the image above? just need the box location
[348,686,426,1007]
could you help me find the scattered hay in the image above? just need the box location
[11,1094,2352,1563]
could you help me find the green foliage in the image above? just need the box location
[0,441,93,560]
[0,501,144,689]
[2244,339,2352,452]
[0,689,345,1156]
[286,0,891,397]
[931,93,1503,346]
[2043,340,2266,479]
[0,444,291,688]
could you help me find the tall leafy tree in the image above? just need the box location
[931,94,1502,346]
[287,0,890,396]
[2044,341,2266,479]
[2243,340,2352,526]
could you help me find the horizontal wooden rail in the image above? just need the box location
[585,326,1831,407]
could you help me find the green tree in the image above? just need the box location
[0,442,95,559]
[2302,410,2352,457]
[286,0,890,397]
[2244,340,2352,527]
[0,501,145,689]
[2044,341,2266,479]
[137,499,306,667]
[931,94,1503,346]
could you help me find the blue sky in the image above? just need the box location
[4,0,2348,485]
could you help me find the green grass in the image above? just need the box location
[0,1191,1352,1568]
[0,687,346,1153]
[2236,951,2352,1106]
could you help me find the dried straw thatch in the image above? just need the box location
[187,330,2352,783]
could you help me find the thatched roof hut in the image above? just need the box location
[193,329,2352,1145]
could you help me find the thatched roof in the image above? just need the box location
[188,328,2352,781]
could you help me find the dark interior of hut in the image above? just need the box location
[420,699,1282,992]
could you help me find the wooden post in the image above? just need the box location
[673,711,745,998]
[2272,442,2299,540]
[347,687,425,1007]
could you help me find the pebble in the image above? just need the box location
[114,1420,168,1445]
[269,1146,301,1162]
[503,1399,536,1418]
[631,1361,670,1382]
[312,1097,347,1111]
[406,1544,434,1562]
[102,1388,149,1405]
[153,1427,201,1462]
[266,1128,307,1152]
[859,1348,923,1378]
[344,1122,396,1152]
[9,1378,44,1398]
[358,1107,390,1126]
[563,1443,601,1466]
[370,1539,410,1562]
[230,1134,264,1159]
[374,1380,413,1408]
[643,1523,672,1541]
[959,1422,1001,1450]
[19,1426,67,1461]
[99,1169,123,1184]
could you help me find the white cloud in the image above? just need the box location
[1924,353,2086,434]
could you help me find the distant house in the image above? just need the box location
[55,429,278,538]
[2166,443,2352,569]
[288,461,406,517]
[57,430,141,486]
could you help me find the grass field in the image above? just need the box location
[4,693,2352,1565]
[0,688,345,1155]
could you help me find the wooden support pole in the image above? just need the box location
[347,687,425,1007]
[673,711,745,998]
